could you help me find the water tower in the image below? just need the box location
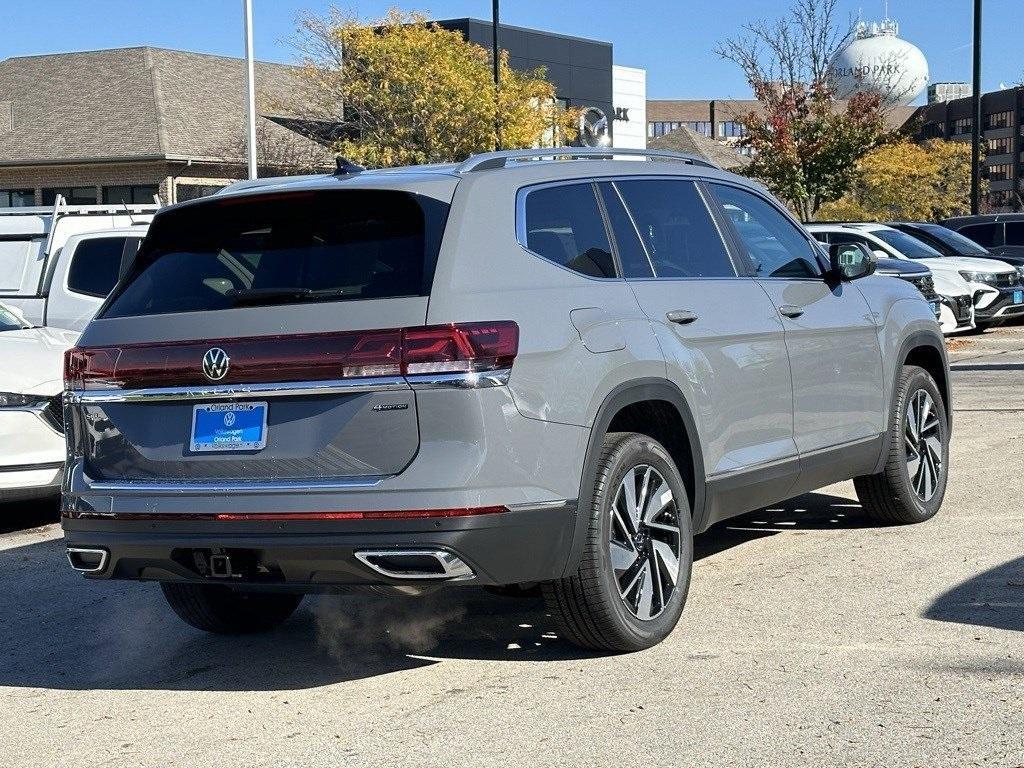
[830,18,929,106]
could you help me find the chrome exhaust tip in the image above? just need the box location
[354,549,474,580]
[66,547,109,574]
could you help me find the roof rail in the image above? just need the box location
[457,146,720,173]
[0,201,160,216]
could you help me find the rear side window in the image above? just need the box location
[103,190,447,317]
[613,179,735,278]
[959,222,1002,247]
[1005,222,1024,246]
[67,237,126,298]
[522,183,616,278]
[709,184,821,278]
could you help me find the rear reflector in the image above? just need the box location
[64,322,518,390]
[68,506,508,521]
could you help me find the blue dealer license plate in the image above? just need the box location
[190,402,268,452]
[1014,290,1022,304]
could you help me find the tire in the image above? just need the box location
[854,365,949,525]
[161,582,303,634]
[543,432,694,653]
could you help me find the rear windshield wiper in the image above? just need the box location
[226,287,353,307]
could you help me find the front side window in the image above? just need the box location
[105,189,443,318]
[959,222,1002,247]
[611,179,735,278]
[67,237,127,297]
[708,184,820,278]
[523,183,615,278]
[915,223,990,257]
[1005,222,1024,246]
[871,229,944,260]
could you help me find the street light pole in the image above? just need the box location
[243,0,258,180]
[970,0,982,215]
[492,0,501,151]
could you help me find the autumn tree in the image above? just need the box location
[818,139,978,221]
[716,0,889,220]
[293,9,578,167]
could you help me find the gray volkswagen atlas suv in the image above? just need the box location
[61,148,950,652]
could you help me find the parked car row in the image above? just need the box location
[807,220,1024,336]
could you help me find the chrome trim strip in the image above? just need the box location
[84,476,386,494]
[354,549,475,580]
[505,499,574,511]
[67,376,409,404]
[407,369,511,389]
[67,370,511,404]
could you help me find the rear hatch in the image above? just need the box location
[66,184,453,485]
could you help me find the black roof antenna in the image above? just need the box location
[334,157,366,176]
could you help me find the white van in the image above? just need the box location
[0,196,156,330]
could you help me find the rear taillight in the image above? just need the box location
[64,322,518,389]
[403,322,518,375]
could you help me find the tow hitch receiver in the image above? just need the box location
[209,553,233,578]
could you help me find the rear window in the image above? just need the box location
[103,190,447,317]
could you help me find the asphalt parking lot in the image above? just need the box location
[2,326,1023,768]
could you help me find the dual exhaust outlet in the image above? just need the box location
[65,546,474,581]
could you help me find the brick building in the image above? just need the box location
[0,47,333,207]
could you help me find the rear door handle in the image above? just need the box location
[778,304,804,319]
[666,309,699,325]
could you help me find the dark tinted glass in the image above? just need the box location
[912,224,990,257]
[1005,222,1024,245]
[959,222,1002,247]
[597,182,653,278]
[42,187,97,205]
[524,183,615,278]
[67,237,126,298]
[103,185,159,205]
[829,232,873,247]
[614,179,734,278]
[709,184,820,278]
[873,229,944,259]
[104,190,443,317]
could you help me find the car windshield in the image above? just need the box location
[872,229,944,260]
[916,224,991,257]
[0,304,30,331]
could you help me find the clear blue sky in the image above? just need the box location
[2,0,1020,101]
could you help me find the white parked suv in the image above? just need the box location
[0,302,77,500]
[806,223,979,335]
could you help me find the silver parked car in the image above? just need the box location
[61,148,950,652]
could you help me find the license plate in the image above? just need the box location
[929,300,941,318]
[190,402,268,452]
[1014,290,1023,305]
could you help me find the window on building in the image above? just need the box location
[175,183,229,202]
[717,121,746,138]
[986,111,1013,130]
[42,187,98,206]
[987,136,1013,155]
[0,189,34,207]
[66,237,128,298]
[611,179,736,278]
[103,185,159,205]
[647,121,712,139]
[922,122,945,139]
[708,183,821,278]
[986,163,1013,182]
[522,183,615,278]
[950,117,973,136]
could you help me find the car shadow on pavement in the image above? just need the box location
[0,491,874,692]
[924,555,1024,633]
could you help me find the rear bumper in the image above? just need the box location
[61,502,577,587]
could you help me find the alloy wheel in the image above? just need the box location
[608,464,682,621]
[904,389,943,502]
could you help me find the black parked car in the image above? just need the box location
[940,214,1024,262]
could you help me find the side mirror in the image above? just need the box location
[829,242,876,281]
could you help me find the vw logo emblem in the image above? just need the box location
[202,347,230,381]
[223,411,236,427]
